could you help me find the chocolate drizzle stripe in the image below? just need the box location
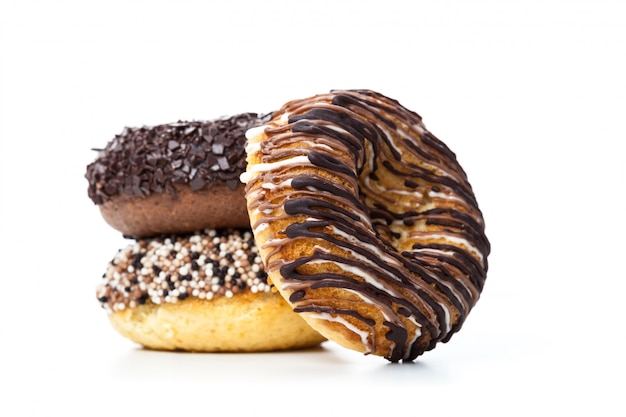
[283,260,442,348]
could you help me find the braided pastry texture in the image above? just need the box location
[241,90,490,362]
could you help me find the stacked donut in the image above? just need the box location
[85,113,326,352]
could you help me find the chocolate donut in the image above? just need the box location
[86,113,271,238]
[97,228,326,352]
[241,90,490,362]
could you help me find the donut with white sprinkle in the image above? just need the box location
[98,229,326,352]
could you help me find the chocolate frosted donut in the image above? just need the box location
[97,228,326,352]
[86,113,271,238]
[241,90,490,362]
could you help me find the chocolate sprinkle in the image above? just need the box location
[85,113,272,205]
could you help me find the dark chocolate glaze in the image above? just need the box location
[243,90,490,362]
[86,113,271,205]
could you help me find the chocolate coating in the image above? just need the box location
[86,113,271,205]
[242,90,490,362]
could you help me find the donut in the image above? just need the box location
[85,113,271,238]
[97,228,326,352]
[241,89,490,362]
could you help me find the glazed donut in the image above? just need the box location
[241,89,490,362]
[85,113,271,238]
[97,228,326,352]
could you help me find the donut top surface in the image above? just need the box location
[97,228,269,313]
[242,89,490,362]
[86,113,271,205]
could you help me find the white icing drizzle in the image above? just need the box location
[240,155,311,184]
[308,312,372,353]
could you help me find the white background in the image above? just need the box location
[1,0,624,415]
